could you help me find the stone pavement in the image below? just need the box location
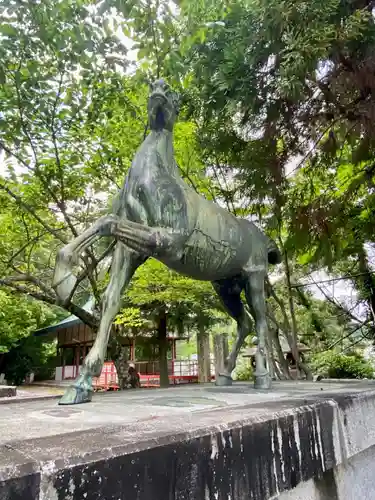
[0,379,374,445]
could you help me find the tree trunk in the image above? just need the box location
[264,328,276,380]
[269,325,291,380]
[113,345,129,390]
[266,303,292,379]
[213,333,229,381]
[157,309,169,388]
[197,323,211,383]
[108,327,129,390]
[266,275,312,380]
[267,346,276,380]
[282,247,313,380]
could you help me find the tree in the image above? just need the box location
[114,258,227,386]
[0,291,63,355]
[0,0,227,383]
[0,0,220,320]
[142,0,375,368]
[0,290,64,383]
[0,0,135,326]
[3,0,373,383]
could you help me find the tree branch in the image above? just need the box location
[0,279,56,305]
[326,319,369,351]
[0,276,98,330]
[50,72,66,204]
[0,274,56,297]
[0,180,67,244]
[306,277,364,324]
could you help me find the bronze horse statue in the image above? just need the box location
[52,79,281,404]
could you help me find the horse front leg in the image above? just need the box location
[59,243,144,405]
[109,219,185,257]
[244,271,272,390]
[52,215,118,304]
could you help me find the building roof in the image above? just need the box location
[34,299,95,337]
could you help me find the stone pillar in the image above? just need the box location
[197,329,211,383]
[213,333,230,386]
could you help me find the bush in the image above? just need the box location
[310,351,374,380]
[233,359,254,381]
[3,348,32,386]
[3,336,57,385]
[33,361,56,382]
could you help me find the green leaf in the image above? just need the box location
[0,24,18,37]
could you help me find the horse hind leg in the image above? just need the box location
[59,244,145,405]
[212,278,253,385]
[244,270,271,390]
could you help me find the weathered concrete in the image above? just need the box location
[0,386,16,398]
[1,381,375,499]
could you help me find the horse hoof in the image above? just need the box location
[58,385,93,405]
[215,374,233,386]
[254,373,271,390]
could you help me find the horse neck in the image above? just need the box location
[145,129,176,175]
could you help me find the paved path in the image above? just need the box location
[0,385,64,403]
[1,380,375,445]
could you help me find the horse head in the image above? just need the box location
[147,79,180,132]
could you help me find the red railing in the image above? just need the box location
[93,362,119,389]
[92,360,204,390]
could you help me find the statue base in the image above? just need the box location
[254,372,272,390]
[215,374,233,386]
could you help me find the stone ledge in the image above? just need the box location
[1,383,375,499]
[0,394,60,406]
[0,386,16,398]
[0,447,40,500]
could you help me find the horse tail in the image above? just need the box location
[267,237,282,265]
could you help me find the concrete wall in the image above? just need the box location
[276,444,375,500]
[3,384,375,499]
[55,365,78,381]
[274,389,375,500]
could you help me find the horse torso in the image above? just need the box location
[116,130,268,280]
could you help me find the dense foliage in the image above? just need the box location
[233,359,254,382]
[1,0,375,382]
[3,336,57,385]
[0,291,63,354]
[310,351,374,379]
